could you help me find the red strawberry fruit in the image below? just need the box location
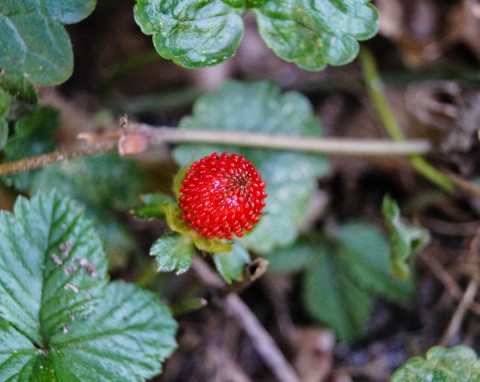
[179,152,267,240]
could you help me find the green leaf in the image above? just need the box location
[173,80,329,254]
[0,87,11,118]
[2,106,59,191]
[0,192,177,381]
[337,223,413,301]
[134,0,378,70]
[150,232,195,274]
[382,195,430,280]
[134,192,176,220]
[266,237,315,273]
[0,0,96,90]
[134,0,244,68]
[48,281,177,382]
[304,250,374,342]
[0,282,178,381]
[0,118,7,150]
[33,154,144,211]
[267,224,411,342]
[392,345,480,382]
[0,70,38,102]
[213,242,251,284]
[254,0,379,70]
[0,191,109,346]
[32,154,145,265]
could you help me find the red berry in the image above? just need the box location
[179,152,267,240]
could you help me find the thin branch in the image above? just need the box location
[359,48,456,193]
[145,124,431,156]
[0,140,117,176]
[192,256,301,382]
[440,279,478,346]
[4,118,480,198]
[0,121,434,177]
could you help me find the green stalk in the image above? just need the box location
[359,48,455,193]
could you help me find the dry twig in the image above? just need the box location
[192,256,301,382]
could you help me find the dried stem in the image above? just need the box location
[0,140,117,176]
[192,256,301,382]
[0,121,433,177]
[3,117,480,199]
[440,279,478,346]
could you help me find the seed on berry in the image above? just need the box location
[179,152,267,240]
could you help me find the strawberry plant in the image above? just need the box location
[1,0,480,381]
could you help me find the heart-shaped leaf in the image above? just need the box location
[134,0,244,68]
[134,0,378,70]
[255,0,378,70]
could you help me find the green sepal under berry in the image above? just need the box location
[382,195,429,281]
[133,193,176,220]
[135,192,232,275]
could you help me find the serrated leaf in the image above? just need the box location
[173,80,329,254]
[134,193,176,220]
[0,0,96,90]
[31,154,145,266]
[392,345,480,382]
[0,282,178,381]
[151,232,195,274]
[134,0,244,68]
[2,106,58,191]
[0,191,109,346]
[382,195,430,280]
[213,242,251,284]
[0,193,177,380]
[49,281,177,382]
[254,0,378,70]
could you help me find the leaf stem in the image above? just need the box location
[359,48,455,193]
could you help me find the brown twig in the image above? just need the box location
[0,140,117,176]
[419,251,480,316]
[440,279,478,346]
[192,256,301,382]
